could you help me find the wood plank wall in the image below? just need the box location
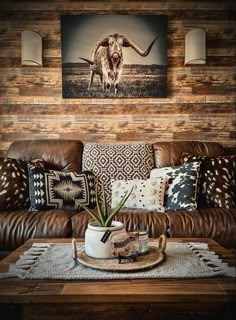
[0,0,235,156]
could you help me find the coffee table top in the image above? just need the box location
[0,238,235,305]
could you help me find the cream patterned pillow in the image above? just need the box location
[111,177,167,212]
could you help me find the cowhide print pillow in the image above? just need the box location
[28,166,96,211]
[111,177,167,213]
[181,154,236,209]
[0,158,44,210]
[150,162,201,211]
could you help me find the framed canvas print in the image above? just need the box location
[61,15,168,98]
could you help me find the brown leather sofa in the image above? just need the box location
[0,139,235,260]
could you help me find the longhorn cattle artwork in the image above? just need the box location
[61,15,168,98]
[79,34,159,95]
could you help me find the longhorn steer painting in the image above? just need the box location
[61,15,168,98]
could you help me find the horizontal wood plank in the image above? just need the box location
[0,0,235,155]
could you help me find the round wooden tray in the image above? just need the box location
[77,246,165,272]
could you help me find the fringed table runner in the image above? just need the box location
[1,242,235,280]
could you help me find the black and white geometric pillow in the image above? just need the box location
[150,162,201,211]
[0,157,44,210]
[28,166,96,211]
[82,143,155,206]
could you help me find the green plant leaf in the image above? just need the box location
[73,198,102,225]
[104,186,133,227]
[102,185,108,220]
[95,186,105,226]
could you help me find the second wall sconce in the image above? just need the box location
[21,30,43,66]
[184,28,206,65]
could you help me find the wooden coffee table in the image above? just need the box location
[0,238,235,320]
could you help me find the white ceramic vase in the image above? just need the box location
[85,221,125,259]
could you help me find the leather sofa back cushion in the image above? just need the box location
[153,141,224,168]
[7,140,83,172]
[82,143,155,205]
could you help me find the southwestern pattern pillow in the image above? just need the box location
[28,166,96,211]
[150,162,201,211]
[0,158,44,210]
[82,143,155,205]
[111,177,167,212]
[181,154,236,208]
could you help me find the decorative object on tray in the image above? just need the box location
[77,245,166,272]
[71,238,77,260]
[110,230,155,262]
[77,235,166,271]
[136,230,150,255]
[110,232,140,263]
[73,185,133,258]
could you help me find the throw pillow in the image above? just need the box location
[181,153,236,208]
[111,177,167,212]
[0,158,44,210]
[28,166,96,211]
[82,143,155,206]
[150,162,201,211]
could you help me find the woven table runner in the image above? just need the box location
[2,242,235,280]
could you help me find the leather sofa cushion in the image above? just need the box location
[153,141,224,167]
[7,139,83,172]
[0,210,73,251]
[166,208,236,249]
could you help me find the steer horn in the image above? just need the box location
[122,35,159,57]
[79,57,94,65]
[92,36,110,59]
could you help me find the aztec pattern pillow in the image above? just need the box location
[28,166,96,211]
[111,177,167,212]
[181,154,236,208]
[0,158,44,210]
[82,143,155,206]
[150,162,201,211]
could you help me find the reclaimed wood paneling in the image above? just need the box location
[0,0,235,156]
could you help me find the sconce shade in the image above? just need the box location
[184,28,206,65]
[21,30,43,66]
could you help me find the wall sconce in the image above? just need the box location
[184,28,206,65]
[21,30,43,66]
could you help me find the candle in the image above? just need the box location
[136,230,149,255]
[72,238,77,259]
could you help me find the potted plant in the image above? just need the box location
[74,186,133,259]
